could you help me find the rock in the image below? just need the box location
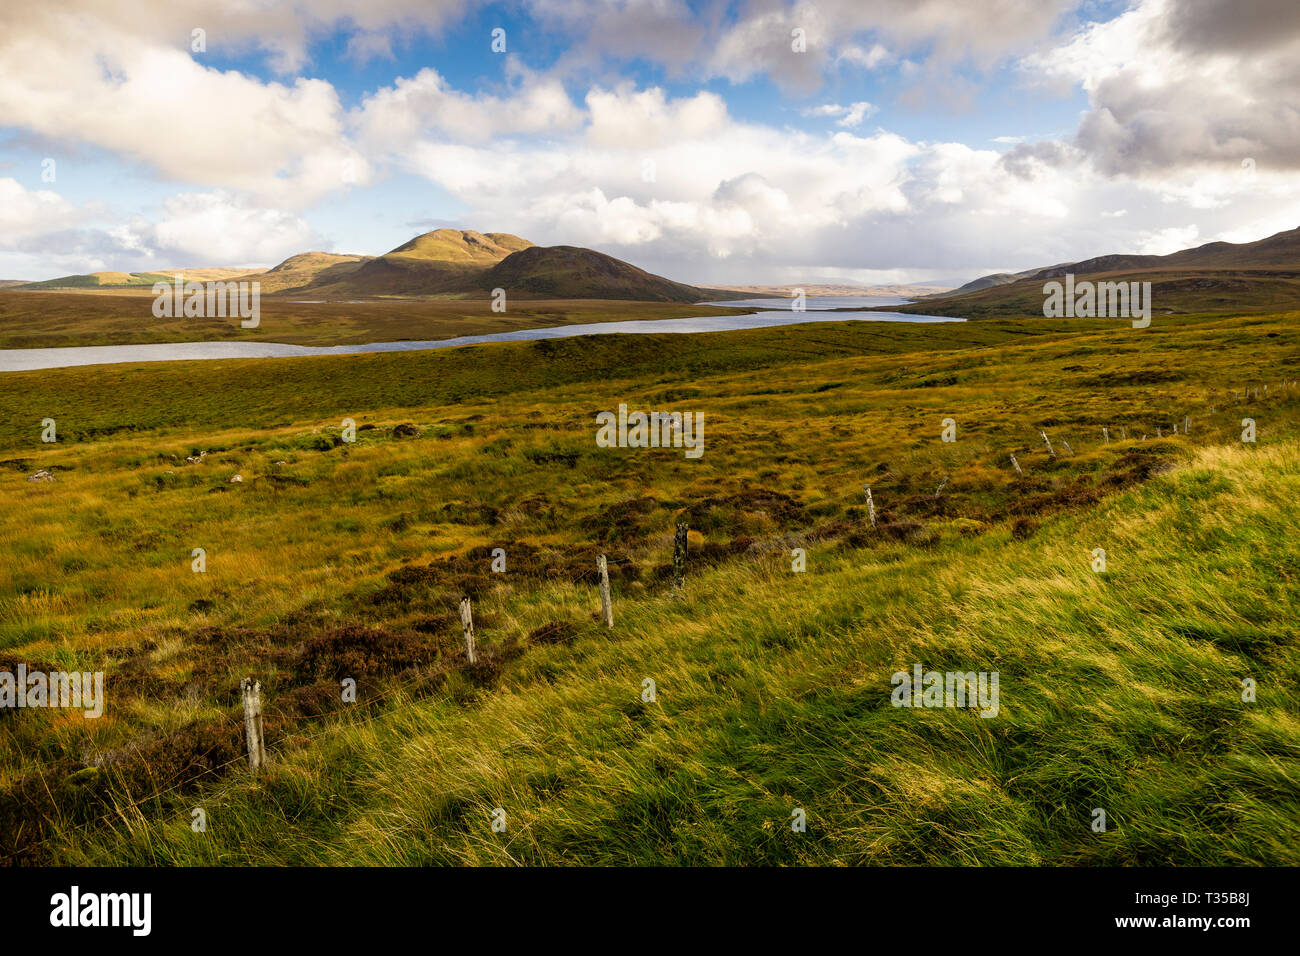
[230,474,243,483]
[27,470,55,482]
[274,460,288,466]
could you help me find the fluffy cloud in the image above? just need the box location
[802,102,878,127]
[0,2,486,205]
[357,63,584,149]
[131,192,323,265]
[0,179,103,245]
[1027,0,1300,176]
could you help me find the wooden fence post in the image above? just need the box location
[934,476,948,498]
[1010,453,1022,476]
[240,677,266,772]
[597,554,614,628]
[1184,415,1190,434]
[460,596,477,664]
[863,485,876,527]
[1102,426,1110,443]
[673,523,688,594]
[1040,430,1056,458]
[1061,439,1074,455]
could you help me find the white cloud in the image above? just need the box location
[802,102,878,127]
[0,179,102,244]
[357,63,584,150]
[1026,0,1300,175]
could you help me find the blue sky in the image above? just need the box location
[1,0,1296,285]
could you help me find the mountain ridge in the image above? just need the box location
[944,225,1300,298]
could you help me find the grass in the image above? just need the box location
[0,290,751,349]
[0,309,1296,865]
[888,270,1300,319]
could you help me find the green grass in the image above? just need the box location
[0,309,1296,865]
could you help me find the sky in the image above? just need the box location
[1,0,1297,286]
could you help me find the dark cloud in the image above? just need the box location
[1162,0,1300,55]
[998,139,1079,179]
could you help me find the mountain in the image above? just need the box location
[289,228,726,301]
[477,245,710,302]
[16,268,257,290]
[716,283,954,297]
[305,229,532,296]
[947,226,1300,297]
[886,225,1300,319]
[240,252,371,294]
[8,228,730,303]
[941,263,1072,297]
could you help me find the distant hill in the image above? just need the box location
[0,280,30,289]
[477,246,710,302]
[241,252,371,294]
[9,228,734,303]
[306,229,533,296]
[885,225,1300,319]
[1030,225,1300,279]
[941,263,1072,297]
[16,268,257,290]
[946,226,1300,298]
[717,283,953,297]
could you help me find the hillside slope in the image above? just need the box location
[478,245,710,302]
[2,308,1296,866]
[17,268,256,290]
[943,225,1300,304]
[305,229,532,296]
[44,436,1300,865]
[241,252,371,294]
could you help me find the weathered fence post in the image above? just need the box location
[240,677,266,772]
[934,476,948,499]
[1010,453,1022,476]
[1061,439,1074,455]
[460,596,477,664]
[597,554,614,628]
[1040,430,1056,458]
[863,485,876,527]
[1183,415,1190,434]
[673,523,688,594]
[1102,426,1110,443]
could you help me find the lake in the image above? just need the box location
[0,296,959,372]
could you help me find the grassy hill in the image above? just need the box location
[0,309,1296,865]
[305,229,533,297]
[891,270,1300,320]
[8,229,731,304]
[478,245,710,302]
[240,252,371,294]
[1035,224,1300,278]
[923,226,1300,318]
[17,269,257,290]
